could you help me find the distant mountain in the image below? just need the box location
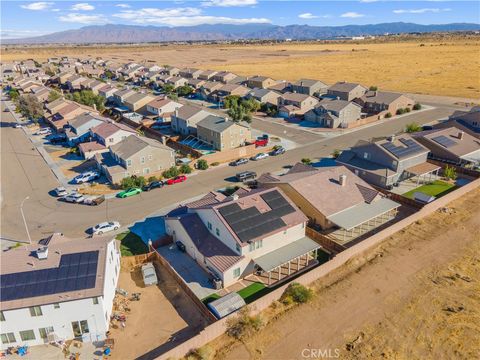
[3,22,479,44]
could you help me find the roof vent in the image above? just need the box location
[36,247,49,260]
[231,194,239,201]
[339,174,347,187]
[388,135,395,142]
[458,131,464,140]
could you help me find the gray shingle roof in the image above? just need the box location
[110,135,171,159]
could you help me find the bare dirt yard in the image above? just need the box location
[3,37,479,98]
[109,259,209,360]
[202,186,480,360]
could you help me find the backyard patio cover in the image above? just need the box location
[405,162,440,176]
[327,197,400,231]
[254,237,320,272]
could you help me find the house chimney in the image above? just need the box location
[339,174,347,186]
[93,103,97,111]
[160,136,167,145]
[458,131,464,140]
[336,96,340,100]
[388,134,395,142]
[36,247,49,260]
[231,194,239,201]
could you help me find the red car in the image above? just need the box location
[166,175,187,185]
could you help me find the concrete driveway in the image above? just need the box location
[156,244,217,299]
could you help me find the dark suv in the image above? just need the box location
[236,171,257,182]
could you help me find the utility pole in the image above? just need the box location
[20,196,32,244]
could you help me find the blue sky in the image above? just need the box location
[1,1,479,39]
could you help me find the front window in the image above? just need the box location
[215,228,220,236]
[249,243,255,252]
[39,327,54,340]
[53,303,60,309]
[207,222,212,230]
[1,333,16,344]
[29,306,43,317]
[126,159,132,167]
[19,330,36,341]
[71,320,89,337]
[93,297,99,305]
[140,156,145,164]
[233,268,241,277]
[0,311,4,321]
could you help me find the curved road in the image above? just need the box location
[1,99,456,241]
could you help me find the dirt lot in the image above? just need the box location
[3,38,479,98]
[203,186,480,360]
[109,260,209,359]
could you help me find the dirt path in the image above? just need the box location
[217,187,480,360]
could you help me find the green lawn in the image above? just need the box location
[403,180,457,200]
[237,282,268,303]
[116,231,148,256]
[202,293,221,305]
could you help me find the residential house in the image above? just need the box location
[45,98,69,114]
[78,141,108,160]
[187,78,206,90]
[277,92,319,118]
[412,126,480,165]
[199,81,223,101]
[0,233,120,350]
[179,68,203,79]
[112,89,137,106]
[212,71,238,84]
[304,99,362,128]
[30,86,51,103]
[268,81,291,93]
[336,135,439,188]
[47,102,90,131]
[98,84,118,102]
[448,106,480,135]
[88,80,107,95]
[198,70,218,81]
[146,98,183,120]
[246,88,281,108]
[90,121,137,147]
[211,84,250,102]
[161,66,180,76]
[355,91,414,115]
[95,135,175,183]
[123,93,155,112]
[56,71,75,85]
[65,112,107,145]
[166,76,188,88]
[171,104,211,135]
[327,82,367,101]
[66,75,88,91]
[258,164,400,245]
[148,65,163,72]
[291,79,328,96]
[165,187,321,287]
[18,80,42,93]
[197,115,251,151]
[247,76,276,89]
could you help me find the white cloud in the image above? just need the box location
[202,0,257,7]
[341,12,365,18]
[393,8,451,14]
[71,3,95,11]
[59,13,108,24]
[299,13,318,19]
[52,8,60,12]
[20,2,53,11]
[1,29,52,39]
[114,7,203,20]
[359,0,378,3]
[115,3,131,8]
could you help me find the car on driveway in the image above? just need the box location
[270,147,286,156]
[142,181,164,192]
[251,152,269,161]
[230,158,249,166]
[141,263,158,286]
[13,123,23,129]
[83,195,105,206]
[35,127,52,136]
[92,221,120,235]
[53,186,68,197]
[48,134,67,145]
[60,192,85,203]
[117,187,142,198]
[72,171,100,184]
[166,175,187,185]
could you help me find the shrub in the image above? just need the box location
[197,159,209,170]
[385,112,392,118]
[405,122,422,133]
[301,158,312,165]
[281,282,313,305]
[120,176,146,189]
[413,103,422,110]
[405,107,411,113]
[162,166,180,179]
[188,345,214,360]
[147,176,157,184]
[180,164,192,174]
[210,162,219,167]
[331,149,341,159]
[396,108,406,115]
[226,307,264,341]
[369,86,378,91]
[444,165,457,180]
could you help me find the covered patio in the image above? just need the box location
[326,197,401,245]
[391,162,441,195]
[250,237,321,287]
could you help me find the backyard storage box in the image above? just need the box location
[141,263,158,286]
[413,192,436,204]
[208,292,246,319]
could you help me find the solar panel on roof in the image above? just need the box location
[431,135,456,148]
[381,138,424,159]
[0,250,99,302]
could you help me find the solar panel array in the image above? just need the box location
[0,251,99,302]
[218,190,295,243]
[381,138,424,159]
[431,135,457,148]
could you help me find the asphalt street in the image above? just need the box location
[0,98,457,242]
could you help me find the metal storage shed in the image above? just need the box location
[208,292,246,319]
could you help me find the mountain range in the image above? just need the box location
[3,22,479,44]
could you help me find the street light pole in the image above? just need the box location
[20,196,32,244]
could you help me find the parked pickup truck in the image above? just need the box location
[83,195,105,206]
[254,134,269,147]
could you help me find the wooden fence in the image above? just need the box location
[306,227,346,254]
